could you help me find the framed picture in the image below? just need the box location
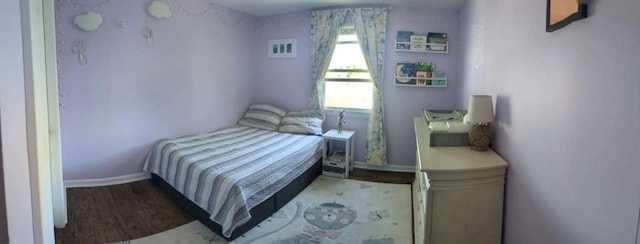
[546,0,588,32]
[268,39,296,58]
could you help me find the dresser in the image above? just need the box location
[413,117,508,244]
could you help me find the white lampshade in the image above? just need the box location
[467,95,494,123]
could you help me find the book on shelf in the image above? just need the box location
[433,72,447,86]
[396,31,413,50]
[410,35,427,43]
[324,151,346,178]
[327,151,346,164]
[410,44,427,51]
[433,79,446,86]
[395,62,416,85]
[427,32,448,52]
[415,61,433,71]
[416,71,429,86]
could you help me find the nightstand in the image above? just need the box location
[322,129,355,178]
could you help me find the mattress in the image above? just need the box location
[143,125,322,237]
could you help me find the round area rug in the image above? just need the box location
[112,176,412,244]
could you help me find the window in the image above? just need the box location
[324,26,373,111]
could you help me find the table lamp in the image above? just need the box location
[465,95,494,151]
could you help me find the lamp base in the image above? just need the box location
[468,124,492,151]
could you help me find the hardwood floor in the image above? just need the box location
[55,180,194,244]
[350,168,414,184]
[54,168,413,244]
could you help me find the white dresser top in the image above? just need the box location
[414,117,508,179]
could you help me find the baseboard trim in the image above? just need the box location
[353,161,415,173]
[64,163,413,188]
[65,172,151,188]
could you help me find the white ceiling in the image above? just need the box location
[212,0,466,17]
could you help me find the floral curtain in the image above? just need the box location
[353,8,388,165]
[307,9,349,110]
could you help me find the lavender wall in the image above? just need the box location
[0,0,37,242]
[254,12,312,111]
[458,0,640,243]
[55,0,258,179]
[254,7,460,166]
[383,7,459,166]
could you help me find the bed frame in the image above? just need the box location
[150,158,322,240]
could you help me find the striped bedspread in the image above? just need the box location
[143,125,322,238]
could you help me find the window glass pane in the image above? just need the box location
[337,34,358,42]
[325,71,371,80]
[328,43,368,70]
[325,82,373,110]
[324,31,372,110]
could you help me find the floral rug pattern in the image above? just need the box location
[113,176,411,244]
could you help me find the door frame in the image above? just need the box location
[41,0,67,229]
[20,0,64,242]
[0,119,9,244]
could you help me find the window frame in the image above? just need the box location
[325,107,372,118]
[323,26,373,113]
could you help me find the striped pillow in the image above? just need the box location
[238,104,287,131]
[279,110,323,135]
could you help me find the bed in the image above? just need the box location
[143,124,323,239]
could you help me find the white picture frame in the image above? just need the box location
[268,39,296,58]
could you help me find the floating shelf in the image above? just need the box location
[396,84,447,88]
[395,42,448,54]
[394,76,447,88]
[395,77,446,80]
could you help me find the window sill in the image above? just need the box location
[325,107,371,118]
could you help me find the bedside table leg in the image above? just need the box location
[322,138,327,163]
[350,137,355,171]
[345,139,351,178]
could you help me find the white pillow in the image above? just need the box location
[238,104,287,131]
[278,110,323,135]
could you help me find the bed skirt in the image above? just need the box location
[150,158,322,240]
